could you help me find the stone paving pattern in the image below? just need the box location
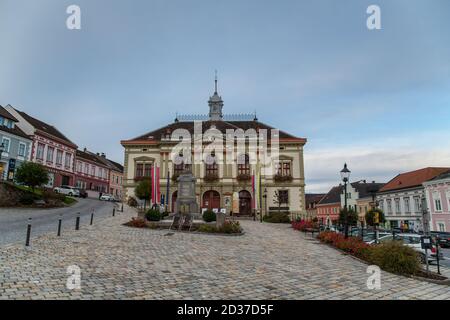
[1,206,450,300]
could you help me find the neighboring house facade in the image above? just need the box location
[377,167,450,231]
[75,149,111,196]
[105,160,124,200]
[305,193,326,220]
[121,82,307,216]
[423,171,450,232]
[0,106,32,180]
[5,105,78,187]
[316,186,343,225]
[341,180,385,225]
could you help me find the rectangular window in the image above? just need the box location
[135,164,144,178]
[91,166,96,176]
[395,199,401,214]
[144,164,152,177]
[387,199,392,214]
[277,160,292,176]
[18,142,26,157]
[414,197,420,212]
[36,143,45,160]
[438,223,446,232]
[404,197,410,213]
[84,163,89,174]
[56,150,63,165]
[46,146,54,163]
[76,161,82,172]
[206,163,218,176]
[435,199,442,212]
[64,153,71,168]
[238,155,250,176]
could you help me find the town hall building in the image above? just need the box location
[121,80,307,217]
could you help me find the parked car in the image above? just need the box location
[431,231,450,248]
[75,188,88,198]
[100,194,115,201]
[53,185,80,197]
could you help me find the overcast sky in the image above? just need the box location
[1,0,449,193]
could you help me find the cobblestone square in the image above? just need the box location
[0,207,449,300]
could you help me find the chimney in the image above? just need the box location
[101,153,106,158]
[83,147,87,152]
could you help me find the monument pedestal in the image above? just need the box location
[176,173,199,217]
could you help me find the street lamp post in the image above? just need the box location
[263,188,268,219]
[340,163,351,239]
[0,143,5,181]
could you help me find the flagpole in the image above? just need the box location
[166,170,170,213]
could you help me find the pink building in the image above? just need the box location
[424,171,450,232]
[5,105,77,187]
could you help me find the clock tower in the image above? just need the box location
[208,72,224,121]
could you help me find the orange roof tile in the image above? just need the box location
[379,167,450,192]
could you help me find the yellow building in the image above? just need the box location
[121,82,307,217]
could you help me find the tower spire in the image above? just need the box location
[214,70,218,94]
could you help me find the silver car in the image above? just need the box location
[53,185,80,197]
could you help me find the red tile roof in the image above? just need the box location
[379,167,450,192]
[15,109,77,148]
[121,120,306,145]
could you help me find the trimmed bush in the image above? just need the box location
[317,231,421,276]
[145,209,161,221]
[127,197,138,207]
[42,190,65,202]
[196,221,242,234]
[19,193,35,205]
[292,220,317,231]
[263,212,290,223]
[197,224,217,233]
[366,241,421,276]
[202,210,216,222]
[220,221,242,234]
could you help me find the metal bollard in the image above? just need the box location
[113,208,115,217]
[57,214,62,236]
[25,218,32,247]
[75,212,80,230]
[90,210,94,225]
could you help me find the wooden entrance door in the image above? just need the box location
[239,190,252,215]
[203,190,220,210]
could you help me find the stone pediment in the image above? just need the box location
[134,156,155,162]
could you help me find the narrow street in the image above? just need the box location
[0,198,117,246]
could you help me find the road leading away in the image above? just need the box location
[0,198,118,246]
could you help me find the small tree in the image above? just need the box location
[15,162,49,191]
[339,207,358,227]
[134,179,152,210]
[273,190,288,214]
[365,208,385,227]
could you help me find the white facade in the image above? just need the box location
[376,187,425,231]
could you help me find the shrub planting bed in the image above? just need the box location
[124,218,243,235]
[263,212,290,223]
[316,231,447,281]
[0,182,76,208]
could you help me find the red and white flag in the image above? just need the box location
[151,165,160,205]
